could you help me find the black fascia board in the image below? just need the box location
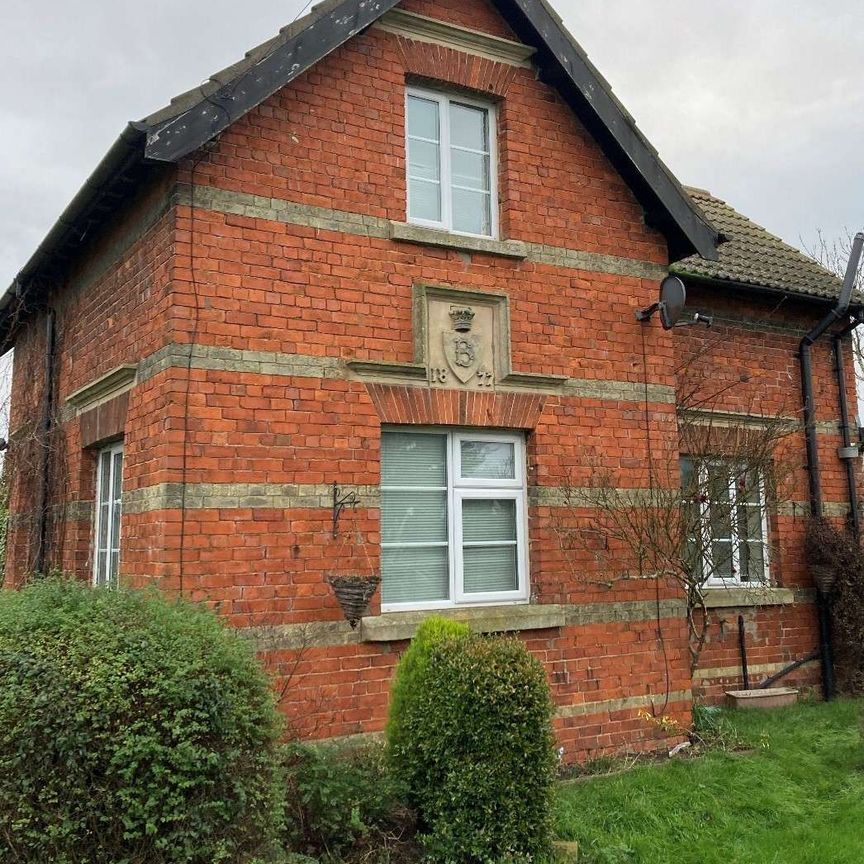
[137,0,404,163]
[497,0,718,262]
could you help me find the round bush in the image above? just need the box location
[389,626,556,864]
[386,615,471,783]
[0,578,283,863]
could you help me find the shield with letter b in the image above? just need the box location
[443,331,482,384]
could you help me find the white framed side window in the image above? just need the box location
[405,87,498,238]
[380,428,527,610]
[93,441,123,587]
[681,457,770,586]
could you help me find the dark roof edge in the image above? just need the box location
[674,270,844,307]
[504,0,718,262]
[137,0,404,162]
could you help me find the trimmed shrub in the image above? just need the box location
[0,578,283,863]
[389,628,556,864]
[386,615,471,785]
[282,740,409,859]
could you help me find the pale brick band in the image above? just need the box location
[243,598,688,651]
[133,341,678,403]
[177,184,669,281]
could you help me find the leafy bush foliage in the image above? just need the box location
[0,578,283,863]
[386,615,471,777]
[806,517,864,693]
[282,740,409,859]
[388,624,556,864]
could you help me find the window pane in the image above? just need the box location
[460,441,515,480]
[96,551,108,586]
[711,540,734,578]
[744,541,765,581]
[408,138,441,182]
[381,432,446,487]
[680,457,697,497]
[449,103,488,151]
[382,546,449,604]
[381,490,447,544]
[708,496,733,539]
[409,179,442,223]
[738,505,765,543]
[408,96,440,141]
[462,499,516,543]
[452,187,491,235]
[451,150,489,192]
[463,545,517,593]
[99,451,111,509]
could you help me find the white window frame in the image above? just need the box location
[381,427,528,612]
[686,458,771,587]
[93,441,123,587]
[405,87,499,239]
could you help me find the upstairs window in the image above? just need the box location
[94,442,123,587]
[381,429,527,610]
[681,457,770,586]
[406,88,497,237]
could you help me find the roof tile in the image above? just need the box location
[673,187,843,300]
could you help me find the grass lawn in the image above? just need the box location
[555,698,864,864]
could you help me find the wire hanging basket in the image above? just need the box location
[327,574,381,629]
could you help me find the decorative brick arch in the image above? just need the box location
[366,383,546,429]
[395,37,519,98]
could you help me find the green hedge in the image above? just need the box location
[0,578,283,863]
[387,621,556,863]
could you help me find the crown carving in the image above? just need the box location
[449,306,475,333]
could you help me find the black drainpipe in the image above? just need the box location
[798,231,863,702]
[833,319,862,541]
[34,308,57,576]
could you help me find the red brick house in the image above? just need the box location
[3,0,858,759]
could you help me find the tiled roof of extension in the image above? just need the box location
[674,187,843,300]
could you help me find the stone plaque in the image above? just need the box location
[427,297,496,389]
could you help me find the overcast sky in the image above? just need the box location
[1,0,862,289]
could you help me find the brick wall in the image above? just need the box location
[4,0,854,761]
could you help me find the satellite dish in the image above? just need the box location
[658,276,686,329]
[635,275,687,330]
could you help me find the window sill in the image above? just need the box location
[360,603,565,642]
[703,586,796,609]
[389,222,528,259]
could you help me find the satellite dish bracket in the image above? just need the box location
[636,276,712,330]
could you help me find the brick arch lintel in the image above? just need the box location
[366,383,546,429]
[396,37,519,98]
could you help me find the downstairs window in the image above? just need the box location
[380,428,527,610]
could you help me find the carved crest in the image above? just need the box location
[443,331,482,383]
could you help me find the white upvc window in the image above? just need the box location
[681,457,770,586]
[406,87,498,238]
[93,442,123,587]
[380,428,528,610]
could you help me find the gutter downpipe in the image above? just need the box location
[834,316,863,541]
[34,308,56,576]
[798,231,864,702]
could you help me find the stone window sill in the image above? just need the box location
[703,586,796,609]
[389,222,528,259]
[360,603,565,642]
